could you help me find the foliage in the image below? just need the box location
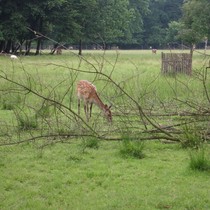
[1,93,22,110]
[15,112,38,130]
[0,0,135,53]
[0,0,188,53]
[180,123,204,149]
[189,148,210,171]
[142,0,183,48]
[121,0,150,44]
[179,0,210,45]
[166,21,183,44]
[120,136,145,159]
[86,1,131,43]
[81,137,100,152]
[35,103,52,118]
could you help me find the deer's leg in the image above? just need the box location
[90,103,93,118]
[86,103,89,121]
[84,102,89,121]
[78,99,81,115]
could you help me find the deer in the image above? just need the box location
[76,80,112,122]
[152,49,157,54]
[56,48,62,55]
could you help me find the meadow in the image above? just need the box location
[0,49,210,210]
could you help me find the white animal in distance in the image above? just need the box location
[10,55,18,59]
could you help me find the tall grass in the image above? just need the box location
[119,135,145,159]
[189,148,210,171]
[0,50,209,141]
[0,50,210,209]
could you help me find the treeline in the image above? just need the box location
[0,0,209,54]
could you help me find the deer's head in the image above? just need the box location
[104,104,112,123]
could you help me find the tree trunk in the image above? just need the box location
[0,41,5,52]
[78,39,82,56]
[35,39,41,55]
[11,41,16,53]
[35,17,43,55]
[25,40,32,55]
[51,43,59,55]
[5,40,12,53]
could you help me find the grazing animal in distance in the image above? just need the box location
[152,49,157,54]
[10,55,18,59]
[76,80,112,122]
[56,48,62,55]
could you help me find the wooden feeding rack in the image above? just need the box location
[161,52,192,75]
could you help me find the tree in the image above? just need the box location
[142,0,183,48]
[25,0,70,55]
[124,0,150,46]
[74,0,134,54]
[166,21,182,45]
[0,0,27,53]
[179,0,210,48]
[47,0,82,54]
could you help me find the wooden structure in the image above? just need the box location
[161,53,192,75]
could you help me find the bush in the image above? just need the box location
[35,103,51,118]
[16,114,38,130]
[189,148,210,171]
[1,95,21,110]
[80,137,100,153]
[180,123,204,149]
[120,137,145,159]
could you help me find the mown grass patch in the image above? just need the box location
[0,141,210,210]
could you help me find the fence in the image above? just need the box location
[161,53,192,75]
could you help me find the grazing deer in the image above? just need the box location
[56,47,62,55]
[76,80,112,122]
[152,49,157,54]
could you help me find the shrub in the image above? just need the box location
[189,148,210,171]
[180,123,204,149]
[80,137,100,153]
[1,95,21,110]
[16,114,38,130]
[35,104,51,118]
[120,136,145,159]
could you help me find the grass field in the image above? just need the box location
[0,49,210,210]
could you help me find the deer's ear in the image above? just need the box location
[108,104,112,109]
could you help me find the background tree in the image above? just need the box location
[142,0,183,48]
[2,0,210,53]
[74,0,134,54]
[0,0,27,53]
[25,0,69,55]
[165,21,182,47]
[47,0,81,54]
[179,0,210,50]
[120,0,150,48]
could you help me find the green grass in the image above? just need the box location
[189,148,210,171]
[0,141,210,210]
[0,49,210,209]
